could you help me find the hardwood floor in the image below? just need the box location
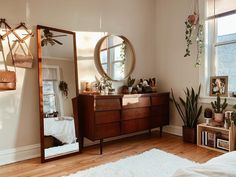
[0,132,221,177]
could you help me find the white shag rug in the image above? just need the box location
[64,149,198,177]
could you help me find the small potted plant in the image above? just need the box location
[227,105,236,126]
[204,108,213,125]
[211,94,228,122]
[127,76,135,93]
[95,75,112,94]
[171,85,202,143]
[59,81,68,98]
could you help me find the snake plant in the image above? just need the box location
[171,85,202,128]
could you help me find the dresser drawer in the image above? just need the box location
[95,98,121,111]
[122,107,150,120]
[95,111,120,124]
[95,123,120,139]
[151,105,169,116]
[121,118,149,134]
[151,105,169,126]
[151,93,169,106]
[123,96,151,109]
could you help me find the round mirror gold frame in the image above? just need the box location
[94,35,135,81]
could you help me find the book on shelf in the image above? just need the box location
[201,131,221,148]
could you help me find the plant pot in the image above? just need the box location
[182,126,196,144]
[128,87,132,94]
[214,113,224,123]
[205,118,212,125]
[188,14,199,25]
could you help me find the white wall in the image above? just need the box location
[155,0,200,126]
[0,0,157,164]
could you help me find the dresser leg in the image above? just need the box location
[160,126,163,137]
[100,139,103,154]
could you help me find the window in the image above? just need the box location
[215,14,236,92]
[100,37,125,80]
[205,0,236,95]
[43,80,58,114]
[42,67,61,115]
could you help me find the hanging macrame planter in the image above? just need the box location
[184,0,204,66]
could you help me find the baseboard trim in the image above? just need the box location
[0,125,182,166]
[0,144,40,166]
[163,125,182,136]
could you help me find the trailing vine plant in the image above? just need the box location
[184,20,193,58]
[120,41,127,74]
[184,0,204,66]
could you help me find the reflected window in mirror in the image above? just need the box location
[100,36,125,80]
[95,35,135,81]
[42,66,62,117]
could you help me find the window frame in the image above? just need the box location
[199,0,236,104]
[100,42,125,80]
[42,65,64,115]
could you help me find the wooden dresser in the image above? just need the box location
[79,92,169,154]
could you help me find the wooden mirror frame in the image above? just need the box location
[37,25,81,163]
[94,35,136,81]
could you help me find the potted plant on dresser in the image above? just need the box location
[211,94,228,123]
[171,85,202,143]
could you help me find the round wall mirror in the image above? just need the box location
[94,35,135,81]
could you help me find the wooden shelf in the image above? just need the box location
[198,123,230,132]
[197,123,236,153]
[198,144,227,153]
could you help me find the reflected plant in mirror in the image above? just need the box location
[94,35,135,81]
[59,80,68,98]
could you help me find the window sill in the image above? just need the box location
[200,96,236,105]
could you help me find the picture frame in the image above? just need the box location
[209,76,228,96]
[216,138,229,151]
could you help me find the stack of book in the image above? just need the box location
[201,131,221,148]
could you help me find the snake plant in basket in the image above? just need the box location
[171,85,202,143]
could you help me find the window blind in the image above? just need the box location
[42,68,58,81]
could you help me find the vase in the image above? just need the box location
[128,87,132,94]
[182,126,196,144]
[214,113,224,123]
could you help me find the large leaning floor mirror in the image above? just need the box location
[37,25,80,162]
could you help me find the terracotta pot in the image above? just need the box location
[214,113,224,123]
[188,14,199,25]
[182,126,196,144]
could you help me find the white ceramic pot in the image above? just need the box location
[205,118,212,125]
[214,113,224,123]
[128,87,132,94]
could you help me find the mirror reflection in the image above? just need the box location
[95,35,135,81]
[38,26,79,160]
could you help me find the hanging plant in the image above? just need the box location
[184,0,204,66]
[184,19,194,57]
[120,41,127,73]
[195,24,204,66]
[59,81,68,98]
